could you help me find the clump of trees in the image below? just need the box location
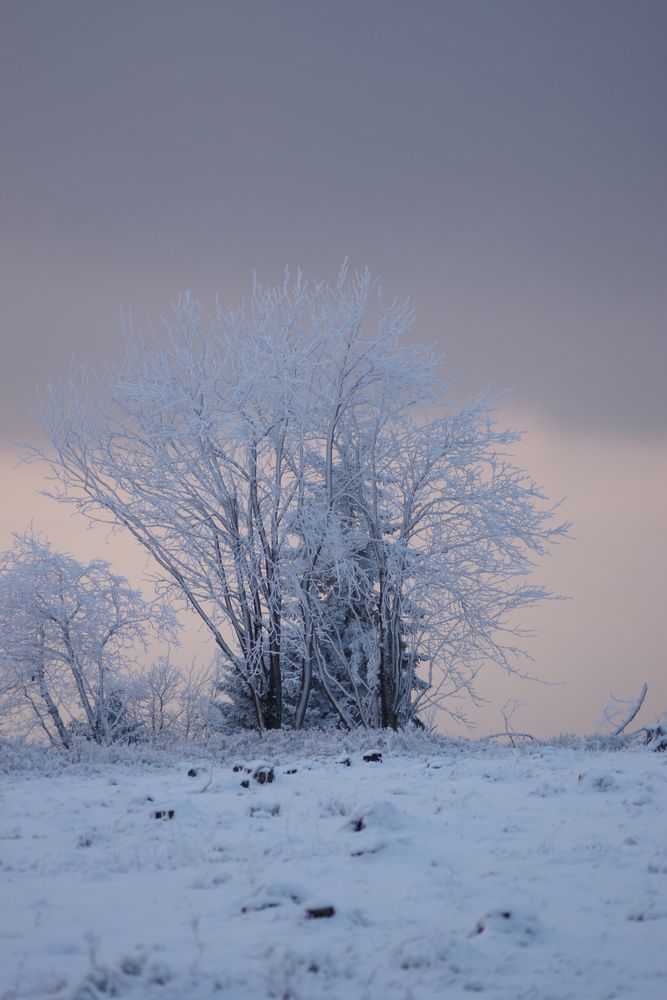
[133,656,218,744]
[0,532,176,746]
[25,267,567,734]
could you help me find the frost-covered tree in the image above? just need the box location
[134,656,219,743]
[133,656,183,741]
[36,267,568,731]
[0,532,175,746]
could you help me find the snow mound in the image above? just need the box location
[346,799,407,833]
[471,906,541,944]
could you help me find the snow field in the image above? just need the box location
[1,741,666,999]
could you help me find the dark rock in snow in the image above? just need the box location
[253,764,274,785]
[152,809,175,820]
[234,760,275,783]
[306,904,335,919]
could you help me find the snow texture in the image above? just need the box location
[1,736,666,999]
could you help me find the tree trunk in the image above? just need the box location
[33,662,70,749]
[293,618,314,730]
[266,597,283,729]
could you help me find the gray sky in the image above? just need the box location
[1,1,666,734]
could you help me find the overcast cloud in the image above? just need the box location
[1,0,666,436]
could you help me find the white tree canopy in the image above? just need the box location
[0,531,176,746]
[34,267,569,731]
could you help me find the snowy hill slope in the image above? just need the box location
[1,738,666,999]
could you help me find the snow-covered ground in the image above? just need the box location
[1,735,666,999]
